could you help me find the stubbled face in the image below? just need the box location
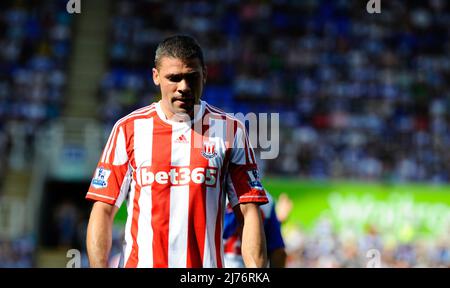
[152,57,206,120]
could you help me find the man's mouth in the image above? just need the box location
[173,97,195,105]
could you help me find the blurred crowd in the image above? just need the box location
[283,217,450,268]
[0,0,448,184]
[0,0,73,267]
[0,0,449,267]
[0,236,34,268]
[97,1,450,266]
[99,0,450,183]
[0,0,72,183]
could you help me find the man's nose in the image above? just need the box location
[177,79,191,94]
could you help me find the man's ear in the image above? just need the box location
[152,68,160,85]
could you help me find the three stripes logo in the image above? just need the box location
[175,134,189,144]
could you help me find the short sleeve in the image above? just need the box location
[86,123,131,207]
[226,121,268,208]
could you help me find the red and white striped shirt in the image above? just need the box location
[86,100,268,268]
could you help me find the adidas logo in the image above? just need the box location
[175,134,189,143]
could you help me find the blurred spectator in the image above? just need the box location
[276,193,294,224]
[54,199,78,248]
[0,0,73,266]
[0,235,35,268]
[0,0,72,172]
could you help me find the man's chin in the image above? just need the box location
[169,108,194,122]
[174,103,200,115]
[167,100,202,121]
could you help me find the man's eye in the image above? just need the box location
[168,75,182,82]
[186,74,200,82]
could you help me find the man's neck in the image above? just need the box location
[159,100,196,122]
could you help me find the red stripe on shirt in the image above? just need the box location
[124,122,139,268]
[151,116,172,267]
[103,105,155,163]
[214,190,224,268]
[125,183,141,268]
[186,126,208,267]
[215,141,232,268]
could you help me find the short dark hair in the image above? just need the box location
[154,35,205,69]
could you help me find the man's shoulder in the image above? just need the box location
[113,103,158,128]
[203,101,240,123]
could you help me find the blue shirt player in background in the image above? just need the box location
[223,192,288,268]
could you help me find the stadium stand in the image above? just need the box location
[0,0,449,267]
[0,0,74,267]
[99,0,450,183]
[94,0,450,268]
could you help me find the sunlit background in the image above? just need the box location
[0,0,449,267]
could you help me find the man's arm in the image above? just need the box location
[86,201,118,268]
[235,203,267,268]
